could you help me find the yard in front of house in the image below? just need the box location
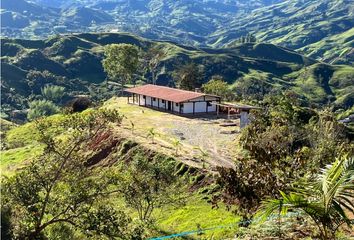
[103,97,242,169]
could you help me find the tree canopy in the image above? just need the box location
[1,109,144,239]
[102,44,140,94]
[173,62,203,91]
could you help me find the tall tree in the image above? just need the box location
[102,44,140,95]
[143,46,166,85]
[173,62,203,91]
[202,76,234,101]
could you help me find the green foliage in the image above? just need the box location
[172,138,181,156]
[117,152,185,223]
[41,85,65,103]
[202,76,234,101]
[216,93,353,216]
[26,70,67,95]
[27,99,60,120]
[143,46,166,85]
[173,62,203,91]
[0,109,137,239]
[102,43,140,94]
[2,33,353,121]
[257,156,354,240]
[147,127,159,144]
[234,74,273,101]
[156,195,241,239]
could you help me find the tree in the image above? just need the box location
[117,152,184,223]
[1,109,141,239]
[194,146,209,168]
[172,138,182,156]
[67,97,92,113]
[27,100,60,120]
[102,44,140,95]
[173,62,203,91]
[147,128,159,144]
[41,85,65,103]
[257,156,354,240]
[202,76,234,101]
[234,76,271,101]
[214,93,351,217]
[143,46,166,85]
[26,70,67,95]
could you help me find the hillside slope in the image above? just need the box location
[1,33,353,118]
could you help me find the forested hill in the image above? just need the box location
[1,32,354,119]
[1,0,353,65]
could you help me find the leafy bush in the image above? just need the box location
[27,100,59,120]
[41,85,65,103]
[66,97,92,113]
[202,76,234,101]
[215,93,352,217]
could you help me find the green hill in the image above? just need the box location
[1,33,353,119]
[299,28,354,65]
[211,0,354,65]
[1,0,352,65]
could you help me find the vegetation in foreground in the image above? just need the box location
[1,89,353,239]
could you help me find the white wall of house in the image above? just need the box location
[173,102,180,113]
[145,96,151,106]
[159,99,166,109]
[194,102,207,113]
[138,95,145,105]
[130,94,219,114]
[182,102,193,113]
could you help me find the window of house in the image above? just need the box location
[153,98,156,101]
[176,103,179,106]
[180,103,184,108]
[143,95,146,99]
[162,100,165,103]
[207,101,212,107]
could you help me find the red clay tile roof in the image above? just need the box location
[125,84,218,103]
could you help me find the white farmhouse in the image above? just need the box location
[126,84,221,114]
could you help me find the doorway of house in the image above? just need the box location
[168,101,172,111]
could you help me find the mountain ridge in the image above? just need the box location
[1,32,353,119]
[1,0,353,65]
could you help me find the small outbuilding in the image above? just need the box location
[125,84,221,114]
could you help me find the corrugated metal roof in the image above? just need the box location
[125,84,219,103]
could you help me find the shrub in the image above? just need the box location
[27,100,59,120]
[41,85,65,103]
[67,97,92,113]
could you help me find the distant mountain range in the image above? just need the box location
[1,0,353,65]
